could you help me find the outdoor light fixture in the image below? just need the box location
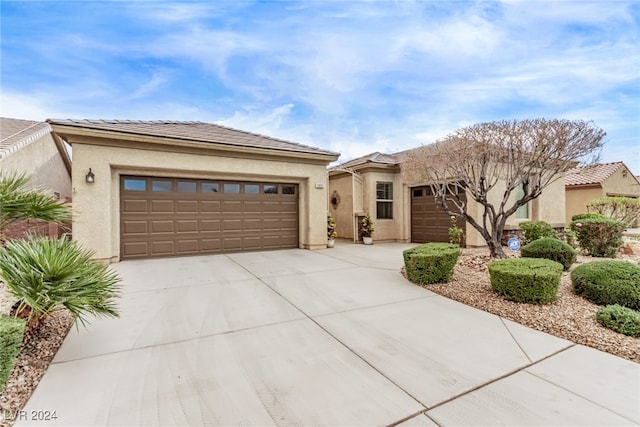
[86,168,95,183]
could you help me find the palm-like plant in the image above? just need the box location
[0,236,122,330]
[0,173,71,242]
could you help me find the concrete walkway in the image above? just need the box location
[19,242,640,426]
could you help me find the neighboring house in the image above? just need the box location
[565,161,640,225]
[0,117,72,199]
[48,119,339,263]
[1,117,72,240]
[328,150,566,247]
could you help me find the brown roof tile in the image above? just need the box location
[330,151,403,170]
[0,117,53,159]
[565,162,624,186]
[47,119,338,157]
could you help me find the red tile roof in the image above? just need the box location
[565,162,624,186]
[47,119,338,157]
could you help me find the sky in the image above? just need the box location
[1,0,639,173]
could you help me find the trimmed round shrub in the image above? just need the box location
[521,237,577,271]
[570,217,626,257]
[596,305,640,337]
[403,243,460,284]
[488,258,563,304]
[571,261,640,310]
[519,220,559,245]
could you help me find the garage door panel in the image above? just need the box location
[201,220,221,232]
[151,200,174,213]
[122,200,148,213]
[123,221,148,234]
[121,176,298,259]
[177,201,198,213]
[200,200,221,212]
[151,241,175,255]
[176,220,198,233]
[151,221,174,233]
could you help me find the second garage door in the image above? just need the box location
[411,185,466,245]
[120,176,298,259]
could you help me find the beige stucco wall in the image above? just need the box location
[360,169,406,242]
[328,173,355,238]
[71,140,332,263]
[601,166,640,198]
[0,133,71,199]
[565,186,602,224]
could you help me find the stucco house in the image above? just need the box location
[47,119,339,263]
[0,117,72,199]
[328,150,566,247]
[565,161,640,225]
[1,117,72,240]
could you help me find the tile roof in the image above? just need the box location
[0,117,53,159]
[565,162,624,186]
[330,151,402,170]
[47,119,339,157]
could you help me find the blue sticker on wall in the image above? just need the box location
[508,237,521,251]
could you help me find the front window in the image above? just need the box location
[376,182,393,219]
[515,182,529,219]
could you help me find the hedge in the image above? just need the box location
[519,220,558,245]
[403,243,460,284]
[571,261,640,310]
[1,315,25,392]
[520,237,577,271]
[570,217,626,257]
[488,258,563,304]
[596,305,640,337]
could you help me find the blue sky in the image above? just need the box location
[1,1,639,173]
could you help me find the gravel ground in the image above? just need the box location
[0,243,638,426]
[422,246,640,364]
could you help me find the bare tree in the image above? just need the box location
[402,119,605,258]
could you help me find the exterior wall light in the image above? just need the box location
[86,168,95,183]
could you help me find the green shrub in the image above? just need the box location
[0,315,25,391]
[587,196,640,227]
[519,221,559,245]
[488,258,563,304]
[0,236,122,330]
[570,213,607,223]
[571,261,640,310]
[570,217,626,257]
[521,237,577,271]
[403,243,460,284]
[596,305,640,337]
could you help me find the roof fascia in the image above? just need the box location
[51,125,339,164]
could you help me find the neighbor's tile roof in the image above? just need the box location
[330,151,402,170]
[0,117,53,159]
[565,162,624,186]
[47,119,339,157]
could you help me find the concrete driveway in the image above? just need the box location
[20,242,640,426]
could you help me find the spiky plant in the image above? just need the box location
[0,236,121,330]
[0,173,71,242]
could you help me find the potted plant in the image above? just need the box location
[360,214,374,245]
[327,215,337,248]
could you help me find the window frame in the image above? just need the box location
[376,181,394,220]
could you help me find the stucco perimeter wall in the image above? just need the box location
[72,142,331,263]
[361,170,406,242]
[0,134,71,199]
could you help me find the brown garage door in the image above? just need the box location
[120,176,298,259]
[411,185,466,245]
